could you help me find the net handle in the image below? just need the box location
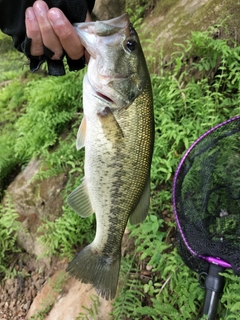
[201,264,225,320]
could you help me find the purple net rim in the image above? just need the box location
[172,115,240,269]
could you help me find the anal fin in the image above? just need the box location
[129,176,150,225]
[67,178,94,217]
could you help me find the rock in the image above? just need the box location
[35,278,44,291]
[92,0,125,20]
[142,0,240,58]
[5,158,68,257]
[24,301,31,311]
[26,270,62,319]
[26,269,112,320]
[45,280,112,320]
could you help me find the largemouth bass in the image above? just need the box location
[66,13,154,300]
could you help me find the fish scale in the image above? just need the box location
[66,14,154,300]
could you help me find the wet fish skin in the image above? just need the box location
[66,13,154,300]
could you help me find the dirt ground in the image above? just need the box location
[0,253,64,320]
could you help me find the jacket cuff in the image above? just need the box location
[20,36,86,76]
[66,55,86,71]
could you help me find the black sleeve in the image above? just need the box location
[0,0,95,75]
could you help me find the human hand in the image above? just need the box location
[25,0,91,74]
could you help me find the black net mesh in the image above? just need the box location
[173,116,240,275]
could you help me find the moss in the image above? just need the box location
[0,34,13,53]
[151,0,178,17]
[140,0,240,59]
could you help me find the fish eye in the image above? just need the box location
[126,39,137,52]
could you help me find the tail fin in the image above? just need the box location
[66,244,120,300]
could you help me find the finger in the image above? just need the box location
[33,1,63,60]
[83,11,92,63]
[25,7,44,56]
[85,11,92,23]
[48,8,85,60]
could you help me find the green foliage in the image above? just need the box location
[33,126,84,181]
[14,71,84,160]
[126,1,147,29]
[0,79,27,197]
[76,295,100,320]
[0,47,85,194]
[30,300,53,320]
[129,214,170,266]
[0,31,28,80]
[111,255,145,319]
[0,194,21,278]
[220,271,240,319]
[37,204,95,260]
[0,31,14,52]
[113,215,203,319]
[0,80,26,115]
[49,271,68,294]
[147,250,203,320]
[151,27,240,185]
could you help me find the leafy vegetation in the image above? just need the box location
[76,295,100,320]
[14,72,83,160]
[37,197,95,260]
[1,14,240,320]
[0,193,21,278]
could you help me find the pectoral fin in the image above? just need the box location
[97,107,124,140]
[129,177,150,225]
[76,116,86,150]
[67,178,94,217]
